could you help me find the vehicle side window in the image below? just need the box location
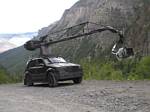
[37,59,45,66]
[44,59,52,64]
[28,60,36,68]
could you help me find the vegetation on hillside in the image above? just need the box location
[80,56,150,80]
[0,65,20,84]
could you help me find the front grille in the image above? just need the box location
[64,66,80,72]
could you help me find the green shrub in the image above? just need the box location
[80,56,150,80]
[0,65,21,84]
[134,56,150,79]
[127,72,143,80]
[80,59,124,80]
[111,70,124,80]
[98,63,114,80]
[0,67,11,84]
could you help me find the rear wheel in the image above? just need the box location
[24,74,33,86]
[73,77,82,84]
[48,72,57,87]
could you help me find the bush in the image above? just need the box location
[80,59,124,80]
[0,67,11,84]
[111,70,124,80]
[0,65,21,84]
[127,72,143,80]
[80,56,150,80]
[134,56,150,79]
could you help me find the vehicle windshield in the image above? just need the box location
[48,57,66,63]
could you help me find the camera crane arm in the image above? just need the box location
[24,22,134,60]
[42,26,123,45]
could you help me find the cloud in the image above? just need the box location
[8,36,32,46]
[0,41,16,53]
[0,0,79,33]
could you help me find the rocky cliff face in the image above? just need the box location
[40,0,140,32]
[125,1,150,56]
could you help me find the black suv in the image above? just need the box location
[24,57,83,87]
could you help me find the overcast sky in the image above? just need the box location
[0,0,79,34]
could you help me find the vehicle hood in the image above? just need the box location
[48,63,80,68]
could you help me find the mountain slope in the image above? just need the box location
[0,0,149,75]
[0,46,39,74]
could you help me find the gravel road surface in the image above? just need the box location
[0,80,150,112]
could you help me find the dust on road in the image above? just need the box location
[0,80,150,112]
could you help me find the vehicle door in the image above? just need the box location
[34,59,47,81]
[27,60,38,81]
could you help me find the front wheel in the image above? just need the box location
[73,77,82,84]
[24,74,33,86]
[47,72,58,87]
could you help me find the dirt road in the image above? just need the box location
[0,80,150,112]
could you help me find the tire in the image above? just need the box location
[48,72,57,87]
[24,74,33,86]
[73,77,82,84]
